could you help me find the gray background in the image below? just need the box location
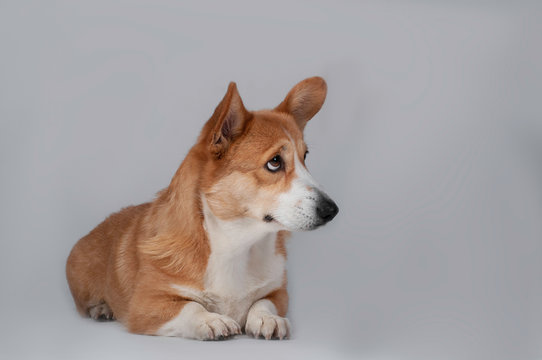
[1,1,541,359]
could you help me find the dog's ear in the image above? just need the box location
[209,82,249,159]
[275,77,327,131]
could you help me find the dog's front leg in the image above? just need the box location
[157,301,241,340]
[128,298,241,340]
[245,289,291,340]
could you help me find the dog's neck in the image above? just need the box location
[141,147,210,276]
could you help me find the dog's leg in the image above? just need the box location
[127,296,241,340]
[156,301,241,340]
[245,288,290,340]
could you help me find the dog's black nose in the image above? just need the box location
[316,197,339,224]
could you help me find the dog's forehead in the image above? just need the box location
[247,111,304,149]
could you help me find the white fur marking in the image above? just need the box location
[168,196,286,327]
[272,130,324,231]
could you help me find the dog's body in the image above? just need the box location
[66,77,338,340]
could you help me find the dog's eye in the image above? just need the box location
[304,150,309,161]
[266,155,282,172]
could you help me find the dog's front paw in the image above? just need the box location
[195,313,241,340]
[245,312,290,340]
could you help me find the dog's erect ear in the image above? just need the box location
[209,82,249,159]
[276,77,327,131]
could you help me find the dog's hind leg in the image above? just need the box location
[66,227,112,320]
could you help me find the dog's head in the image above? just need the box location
[198,77,338,231]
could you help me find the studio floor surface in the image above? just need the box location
[3,294,356,360]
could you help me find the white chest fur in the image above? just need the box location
[170,197,286,326]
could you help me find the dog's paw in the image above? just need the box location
[195,313,241,341]
[245,312,290,340]
[88,302,114,321]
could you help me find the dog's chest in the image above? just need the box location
[202,234,285,324]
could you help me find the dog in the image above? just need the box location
[66,77,339,340]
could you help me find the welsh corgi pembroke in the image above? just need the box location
[66,77,339,340]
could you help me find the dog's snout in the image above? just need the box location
[316,197,339,224]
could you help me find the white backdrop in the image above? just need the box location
[1,1,541,359]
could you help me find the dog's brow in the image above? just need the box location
[280,126,297,147]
